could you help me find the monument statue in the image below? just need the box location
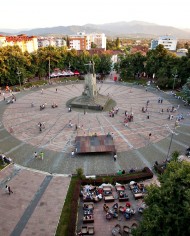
[85,61,95,76]
[69,61,110,110]
[83,61,97,97]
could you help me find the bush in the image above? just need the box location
[76,168,84,179]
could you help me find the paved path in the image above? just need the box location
[0,81,189,175]
[0,164,70,236]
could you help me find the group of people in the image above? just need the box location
[6,94,16,104]
[0,154,12,164]
[123,110,134,126]
[40,103,46,110]
[52,102,58,108]
[109,107,119,117]
[34,151,44,160]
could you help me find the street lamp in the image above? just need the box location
[172,70,178,91]
[48,57,51,84]
[166,125,178,160]
[16,67,22,90]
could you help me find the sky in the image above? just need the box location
[1,0,190,30]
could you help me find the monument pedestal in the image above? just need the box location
[69,73,110,111]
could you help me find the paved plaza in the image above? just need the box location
[0,79,190,235]
[0,80,190,175]
[0,164,70,236]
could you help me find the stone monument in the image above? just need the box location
[69,61,110,110]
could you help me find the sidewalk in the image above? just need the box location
[0,164,71,236]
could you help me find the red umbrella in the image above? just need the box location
[126,202,131,207]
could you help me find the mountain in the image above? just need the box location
[1,21,190,39]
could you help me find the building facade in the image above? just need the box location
[69,32,91,50]
[151,36,177,51]
[37,37,66,48]
[0,34,38,53]
[89,33,106,50]
[69,32,106,50]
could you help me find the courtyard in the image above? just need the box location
[0,78,190,235]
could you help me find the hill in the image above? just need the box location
[1,21,190,39]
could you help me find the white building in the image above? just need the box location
[151,36,177,51]
[38,37,66,48]
[69,32,106,50]
[90,33,106,50]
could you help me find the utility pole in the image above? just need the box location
[172,70,178,91]
[16,67,22,90]
[166,124,178,160]
[48,57,51,84]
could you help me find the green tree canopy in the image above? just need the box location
[134,160,190,236]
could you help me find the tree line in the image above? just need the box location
[0,45,112,86]
[115,44,190,90]
[1,44,190,93]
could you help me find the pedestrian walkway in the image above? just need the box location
[0,164,71,236]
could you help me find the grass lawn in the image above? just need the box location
[56,176,80,236]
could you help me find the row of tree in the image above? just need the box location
[115,44,190,89]
[0,44,190,96]
[0,45,112,86]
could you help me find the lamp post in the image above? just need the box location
[166,125,178,160]
[48,57,51,84]
[172,70,178,91]
[16,68,22,90]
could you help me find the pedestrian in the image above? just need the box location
[56,88,58,92]
[34,151,38,159]
[147,114,150,119]
[149,133,152,140]
[71,150,75,157]
[5,185,13,195]
[41,88,43,94]
[113,152,117,161]
[38,122,42,132]
[40,151,44,160]
[75,124,78,130]
[5,185,9,194]
[8,186,13,195]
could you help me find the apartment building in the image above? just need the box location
[151,36,177,51]
[89,33,106,50]
[69,32,106,50]
[0,34,38,53]
[38,37,66,48]
[69,32,91,50]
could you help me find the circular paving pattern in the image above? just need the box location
[3,82,176,152]
[1,81,190,175]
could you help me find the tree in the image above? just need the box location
[182,78,190,103]
[115,37,120,49]
[91,42,97,49]
[133,160,190,236]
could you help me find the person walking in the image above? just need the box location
[40,151,44,160]
[34,151,38,159]
[5,185,13,195]
[8,186,13,195]
[113,152,117,161]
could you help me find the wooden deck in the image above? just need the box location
[75,135,116,154]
